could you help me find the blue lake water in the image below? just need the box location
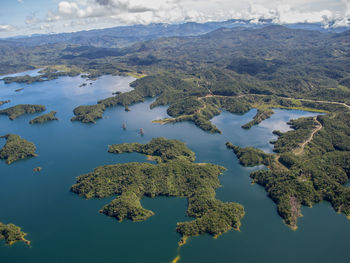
[0,73,349,263]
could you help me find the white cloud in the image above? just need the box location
[44,0,350,28]
[0,25,16,32]
[2,0,347,37]
[330,0,350,27]
[46,0,203,24]
[225,3,334,24]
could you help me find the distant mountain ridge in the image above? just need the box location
[2,19,349,48]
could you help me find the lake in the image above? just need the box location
[0,73,349,263]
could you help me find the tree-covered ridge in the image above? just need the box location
[29,111,58,124]
[53,26,350,131]
[108,137,195,163]
[0,222,30,246]
[71,104,106,123]
[1,26,350,107]
[0,104,45,120]
[1,66,81,84]
[227,112,350,230]
[71,70,346,133]
[70,74,204,124]
[271,117,319,153]
[0,134,37,165]
[71,138,244,243]
[225,142,274,167]
[241,108,274,129]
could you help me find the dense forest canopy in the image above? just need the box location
[0,222,30,246]
[227,113,350,229]
[0,134,37,165]
[71,138,244,243]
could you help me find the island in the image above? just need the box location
[29,111,58,124]
[33,167,42,172]
[71,138,245,244]
[227,112,350,230]
[1,66,81,84]
[71,104,106,123]
[0,100,10,106]
[0,222,30,246]
[0,104,46,120]
[0,134,37,164]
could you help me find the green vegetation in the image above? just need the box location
[271,117,318,153]
[0,134,37,164]
[1,66,81,84]
[0,104,45,120]
[1,25,350,233]
[227,112,350,229]
[71,138,244,243]
[242,108,274,129]
[225,142,273,167]
[71,104,105,123]
[108,138,195,163]
[29,111,58,124]
[0,222,30,246]
[0,26,348,259]
[59,25,350,131]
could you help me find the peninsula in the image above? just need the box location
[227,112,350,230]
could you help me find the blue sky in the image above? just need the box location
[0,0,349,38]
[1,0,52,26]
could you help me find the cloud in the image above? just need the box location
[46,0,202,24]
[0,25,16,32]
[329,0,350,27]
[225,3,334,24]
[17,0,23,3]
[47,0,154,21]
[25,14,41,25]
[44,0,350,28]
[198,1,350,28]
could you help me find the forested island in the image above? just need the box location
[0,104,46,120]
[71,104,105,123]
[0,134,37,164]
[0,100,10,106]
[29,111,58,124]
[0,222,30,246]
[227,112,350,229]
[71,138,244,243]
[1,66,81,84]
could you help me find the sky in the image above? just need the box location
[0,0,349,37]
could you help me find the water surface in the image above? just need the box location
[0,73,348,263]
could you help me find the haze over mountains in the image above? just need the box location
[2,19,349,48]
